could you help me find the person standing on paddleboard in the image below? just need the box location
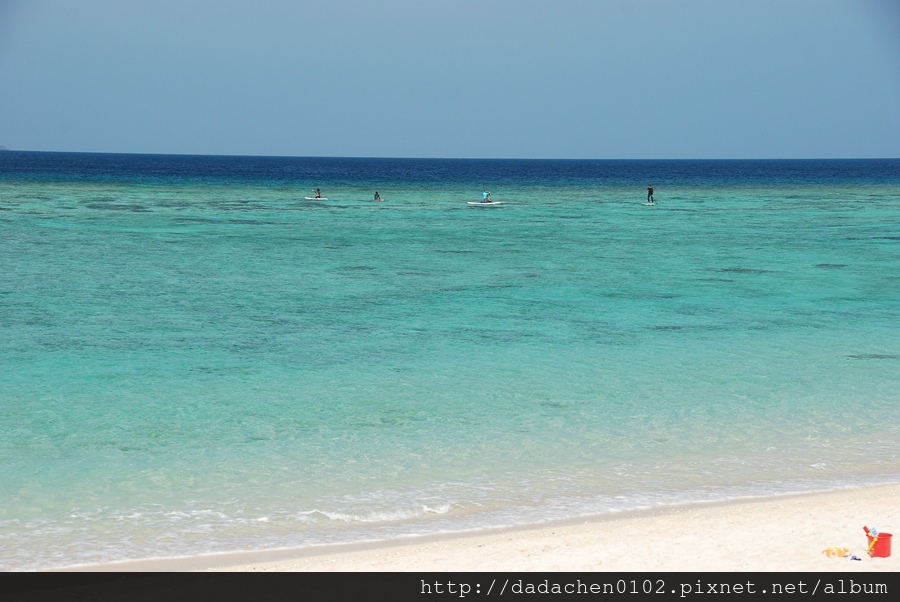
[647,185,654,204]
[483,190,491,203]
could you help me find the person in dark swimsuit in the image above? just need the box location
[647,185,654,203]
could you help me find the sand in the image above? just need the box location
[68,483,899,573]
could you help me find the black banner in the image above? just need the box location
[1,572,897,601]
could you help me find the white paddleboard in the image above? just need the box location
[305,197,328,200]
[643,202,656,206]
[468,201,506,206]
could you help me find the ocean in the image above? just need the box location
[1,152,898,570]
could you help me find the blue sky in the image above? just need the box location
[1,0,898,158]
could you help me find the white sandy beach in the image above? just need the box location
[72,484,899,573]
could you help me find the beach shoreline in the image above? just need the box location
[58,483,899,573]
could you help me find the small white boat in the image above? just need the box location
[468,201,505,206]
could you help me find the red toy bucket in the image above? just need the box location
[867,532,892,558]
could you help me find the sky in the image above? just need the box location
[1,0,898,159]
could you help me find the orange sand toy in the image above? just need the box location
[821,547,849,558]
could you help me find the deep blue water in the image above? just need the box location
[3,152,899,186]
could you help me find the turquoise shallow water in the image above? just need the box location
[1,154,899,569]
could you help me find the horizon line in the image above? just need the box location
[2,148,898,162]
